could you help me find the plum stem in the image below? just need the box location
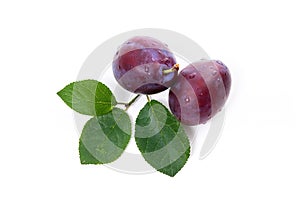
[146,95,151,102]
[163,64,179,75]
[118,94,141,111]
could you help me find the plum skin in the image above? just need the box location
[113,36,178,94]
[168,60,231,126]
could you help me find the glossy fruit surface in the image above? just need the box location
[168,60,231,125]
[113,36,178,94]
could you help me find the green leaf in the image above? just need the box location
[79,108,131,164]
[79,140,102,164]
[135,100,190,177]
[57,80,117,116]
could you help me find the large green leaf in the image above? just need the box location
[57,80,117,116]
[79,108,131,164]
[135,100,190,177]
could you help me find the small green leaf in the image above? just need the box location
[57,80,117,116]
[79,108,131,164]
[135,100,190,177]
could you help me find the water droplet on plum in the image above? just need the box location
[145,66,149,72]
[216,60,224,65]
[184,96,190,103]
[188,73,196,79]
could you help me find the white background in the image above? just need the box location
[1,0,299,199]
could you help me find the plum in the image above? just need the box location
[168,60,231,125]
[112,36,178,94]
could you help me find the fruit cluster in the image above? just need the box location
[58,35,232,177]
[113,36,231,125]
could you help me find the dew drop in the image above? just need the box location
[216,60,228,69]
[212,70,217,76]
[216,78,222,87]
[188,73,196,79]
[162,57,169,63]
[184,96,190,103]
[126,41,132,44]
[162,57,168,61]
[164,43,168,47]
[115,51,119,55]
[200,92,204,96]
[145,66,149,72]
[216,60,224,65]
